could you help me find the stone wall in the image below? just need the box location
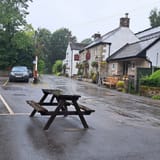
[0,70,9,77]
[140,86,160,97]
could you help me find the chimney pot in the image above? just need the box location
[120,13,130,28]
[92,32,101,40]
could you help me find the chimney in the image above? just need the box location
[92,32,101,40]
[120,13,130,27]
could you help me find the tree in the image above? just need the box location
[0,0,32,69]
[48,28,77,73]
[34,28,52,73]
[149,8,160,27]
[81,38,92,45]
[38,59,45,74]
[52,60,63,75]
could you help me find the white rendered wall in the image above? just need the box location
[146,40,160,67]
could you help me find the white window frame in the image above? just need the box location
[131,62,135,70]
[112,63,115,70]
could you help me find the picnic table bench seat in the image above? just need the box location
[26,100,49,115]
[79,104,95,114]
[26,100,95,116]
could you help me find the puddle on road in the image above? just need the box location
[2,86,23,90]
[114,109,140,118]
[13,94,26,96]
[64,128,86,132]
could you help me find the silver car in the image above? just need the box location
[9,66,29,82]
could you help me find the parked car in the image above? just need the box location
[28,69,33,78]
[9,66,29,82]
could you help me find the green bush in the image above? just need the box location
[89,70,94,79]
[116,80,125,92]
[141,70,160,87]
[38,59,45,74]
[152,95,160,100]
[116,80,125,88]
[56,72,62,76]
[52,60,62,74]
[92,73,97,83]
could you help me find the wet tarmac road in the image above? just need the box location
[0,75,160,160]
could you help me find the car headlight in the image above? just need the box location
[23,72,29,76]
[10,72,15,76]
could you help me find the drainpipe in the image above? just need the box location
[71,50,73,78]
[33,55,38,84]
[108,43,111,57]
[156,52,159,67]
[150,61,153,73]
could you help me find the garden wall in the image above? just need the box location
[140,86,160,97]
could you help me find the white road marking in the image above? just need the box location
[13,113,30,115]
[0,113,30,116]
[2,79,8,86]
[0,94,14,115]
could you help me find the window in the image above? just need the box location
[112,63,115,70]
[74,54,79,61]
[131,62,135,70]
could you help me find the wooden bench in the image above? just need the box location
[102,76,119,88]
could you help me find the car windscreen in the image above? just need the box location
[12,67,27,72]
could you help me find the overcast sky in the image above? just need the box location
[26,0,160,42]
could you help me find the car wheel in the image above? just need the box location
[9,78,12,82]
[25,79,29,83]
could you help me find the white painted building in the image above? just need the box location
[107,36,160,76]
[135,26,160,67]
[146,39,160,67]
[64,42,86,77]
[79,13,139,77]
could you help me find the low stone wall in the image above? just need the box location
[140,86,160,97]
[0,70,9,77]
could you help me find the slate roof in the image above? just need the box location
[135,26,160,40]
[70,43,87,50]
[107,36,160,61]
[80,27,120,52]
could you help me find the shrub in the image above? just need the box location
[152,95,160,100]
[91,61,98,68]
[52,60,62,74]
[56,72,62,76]
[116,80,125,88]
[116,80,125,92]
[89,70,94,79]
[38,59,45,74]
[140,70,160,87]
[92,73,97,83]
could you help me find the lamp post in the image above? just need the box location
[33,55,38,83]
[95,55,102,86]
[98,56,102,86]
[33,31,39,84]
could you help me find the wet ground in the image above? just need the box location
[0,75,160,160]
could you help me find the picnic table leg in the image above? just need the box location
[73,100,89,128]
[50,95,56,103]
[43,100,65,130]
[30,109,37,117]
[39,93,48,104]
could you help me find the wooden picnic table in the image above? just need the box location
[26,89,95,130]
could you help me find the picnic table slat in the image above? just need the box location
[26,100,48,114]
